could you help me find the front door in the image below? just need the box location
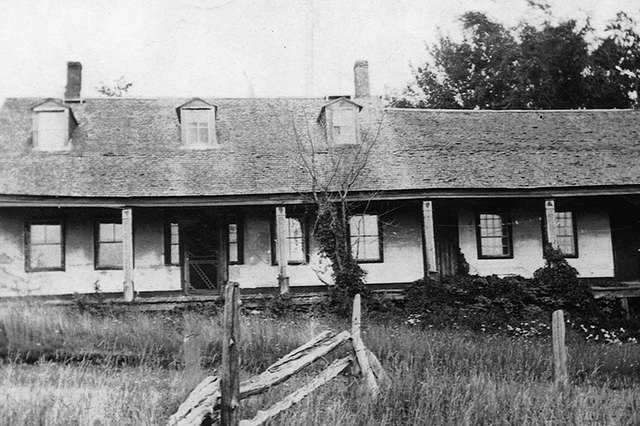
[182,219,220,292]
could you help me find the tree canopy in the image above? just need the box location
[394,11,640,109]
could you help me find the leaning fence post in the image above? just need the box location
[183,332,202,375]
[552,309,568,387]
[351,294,379,399]
[221,282,240,426]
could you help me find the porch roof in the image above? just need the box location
[1,97,640,199]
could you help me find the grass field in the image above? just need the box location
[1,302,640,425]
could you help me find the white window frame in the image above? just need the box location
[181,108,217,148]
[33,109,71,151]
[349,213,382,263]
[555,211,578,258]
[330,107,359,145]
[26,220,65,272]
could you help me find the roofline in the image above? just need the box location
[385,107,639,113]
[1,185,640,207]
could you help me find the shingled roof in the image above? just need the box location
[1,96,640,199]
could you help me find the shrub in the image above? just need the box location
[406,246,634,334]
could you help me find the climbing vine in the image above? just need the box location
[313,201,369,313]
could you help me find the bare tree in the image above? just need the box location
[287,102,385,310]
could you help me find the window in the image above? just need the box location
[349,213,382,262]
[476,213,513,258]
[228,216,244,264]
[32,100,76,151]
[165,222,180,265]
[332,107,357,145]
[26,221,64,271]
[285,216,306,264]
[96,222,123,269]
[184,109,211,146]
[555,211,578,257]
[271,215,307,265]
[36,111,68,150]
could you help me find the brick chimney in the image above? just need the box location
[353,60,370,98]
[64,61,82,102]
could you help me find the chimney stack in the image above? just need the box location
[353,60,370,98]
[64,61,82,102]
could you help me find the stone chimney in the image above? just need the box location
[64,61,82,102]
[353,60,370,98]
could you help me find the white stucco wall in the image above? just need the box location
[230,206,424,288]
[0,208,181,297]
[458,205,614,278]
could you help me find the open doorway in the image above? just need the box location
[180,215,227,293]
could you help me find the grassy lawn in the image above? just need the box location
[1,302,640,425]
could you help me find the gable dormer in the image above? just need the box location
[31,99,77,151]
[318,97,362,145]
[177,98,217,148]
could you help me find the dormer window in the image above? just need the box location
[332,108,357,145]
[31,99,76,151]
[177,98,217,148]
[318,97,362,145]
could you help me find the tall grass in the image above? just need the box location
[1,303,640,425]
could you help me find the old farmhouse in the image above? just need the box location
[1,61,640,301]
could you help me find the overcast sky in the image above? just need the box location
[0,0,638,99]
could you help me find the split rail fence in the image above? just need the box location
[168,284,388,426]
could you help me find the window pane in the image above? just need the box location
[350,214,381,261]
[229,242,238,263]
[187,127,199,145]
[555,211,576,255]
[349,215,363,238]
[198,126,209,144]
[333,108,356,144]
[286,217,304,263]
[45,224,61,244]
[30,225,46,244]
[38,112,67,150]
[479,213,511,257]
[113,224,123,242]
[229,224,237,243]
[31,245,62,269]
[362,215,378,236]
[170,223,179,245]
[170,245,180,265]
[99,241,122,268]
[288,238,304,262]
[362,236,380,260]
[99,223,114,242]
[228,221,240,264]
[186,109,209,123]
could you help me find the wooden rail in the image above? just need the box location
[168,292,387,426]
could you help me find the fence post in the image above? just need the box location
[183,332,202,375]
[221,282,240,426]
[351,294,379,398]
[552,309,568,387]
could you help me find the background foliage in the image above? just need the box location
[393,11,640,109]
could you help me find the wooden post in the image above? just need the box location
[351,294,379,398]
[545,199,558,249]
[275,206,290,294]
[218,221,229,290]
[221,282,240,426]
[183,333,202,375]
[422,201,437,275]
[552,309,568,387]
[122,207,135,302]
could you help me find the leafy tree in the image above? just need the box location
[96,76,133,97]
[395,11,640,109]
